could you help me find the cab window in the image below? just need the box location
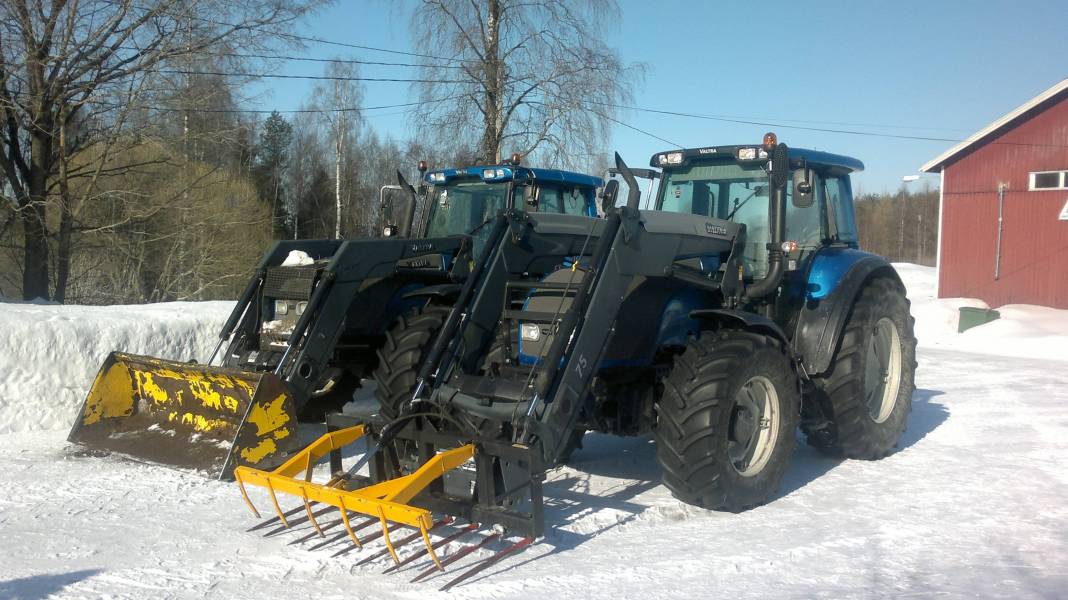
[785,177,823,248]
[824,176,858,243]
[537,186,590,216]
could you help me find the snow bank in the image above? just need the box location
[894,263,1068,361]
[0,301,234,434]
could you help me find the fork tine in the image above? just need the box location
[439,537,534,591]
[382,523,478,574]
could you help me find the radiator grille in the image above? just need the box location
[264,266,319,299]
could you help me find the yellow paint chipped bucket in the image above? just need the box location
[67,352,302,479]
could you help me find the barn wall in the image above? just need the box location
[939,94,1068,308]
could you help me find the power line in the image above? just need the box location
[117,46,466,70]
[203,51,465,70]
[592,100,1068,148]
[154,69,466,84]
[598,112,681,148]
[269,30,474,65]
[84,96,462,115]
[113,1,474,65]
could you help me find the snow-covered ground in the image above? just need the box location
[1,265,1067,599]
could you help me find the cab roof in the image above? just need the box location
[650,146,864,174]
[423,165,602,188]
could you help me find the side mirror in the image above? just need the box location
[523,184,539,207]
[599,179,620,214]
[390,171,419,237]
[379,185,402,237]
[792,168,815,208]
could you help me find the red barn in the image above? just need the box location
[921,78,1068,309]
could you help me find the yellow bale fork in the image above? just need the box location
[67,352,303,478]
[234,424,475,572]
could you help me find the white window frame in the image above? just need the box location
[1028,170,1068,191]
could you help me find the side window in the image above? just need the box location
[662,180,693,214]
[824,176,858,243]
[561,188,587,216]
[785,177,823,247]
[661,181,716,217]
[538,187,563,213]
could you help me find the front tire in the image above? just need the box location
[371,305,451,473]
[808,277,917,459]
[372,305,450,422]
[655,330,800,512]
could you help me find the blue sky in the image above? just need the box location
[248,0,1067,193]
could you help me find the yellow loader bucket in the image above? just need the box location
[67,352,303,479]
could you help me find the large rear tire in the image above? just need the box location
[808,277,917,459]
[655,330,800,512]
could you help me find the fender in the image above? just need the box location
[794,252,903,375]
[401,283,463,302]
[689,308,791,348]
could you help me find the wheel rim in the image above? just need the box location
[727,376,780,477]
[864,317,902,423]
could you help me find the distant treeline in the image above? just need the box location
[855,186,939,266]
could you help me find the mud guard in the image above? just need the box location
[793,257,903,375]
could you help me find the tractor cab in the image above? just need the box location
[651,141,864,281]
[420,163,600,254]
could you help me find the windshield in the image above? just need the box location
[658,161,773,278]
[425,180,509,252]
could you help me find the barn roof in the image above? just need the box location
[920,77,1068,173]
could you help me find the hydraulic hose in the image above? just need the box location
[533,211,620,399]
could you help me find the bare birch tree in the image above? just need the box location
[304,60,364,239]
[410,0,640,168]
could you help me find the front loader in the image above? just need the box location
[230,134,917,588]
[67,160,602,479]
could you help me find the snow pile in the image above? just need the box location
[0,301,234,434]
[894,263,1068,361]
[281,250,314,266]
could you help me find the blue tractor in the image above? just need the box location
[360,133,917,512]
[68,159,603,479]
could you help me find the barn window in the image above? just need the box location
[1029,170,1068,190]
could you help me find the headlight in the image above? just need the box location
[296,301,308,316]
[657,152,683,166]
[481,167,511,180]
[383,225,396,237]
[274,300,288,316]
[520,323,541,342]
[737,147,757,160]
[429,172,446,183]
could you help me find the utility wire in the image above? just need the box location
[114,46,466,69]
[110,0,475,65]
[154,69,466,84]
[83,96,462,115]
[591,100,1068,148]
[596,112,681,148]
[176,50,466,70]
